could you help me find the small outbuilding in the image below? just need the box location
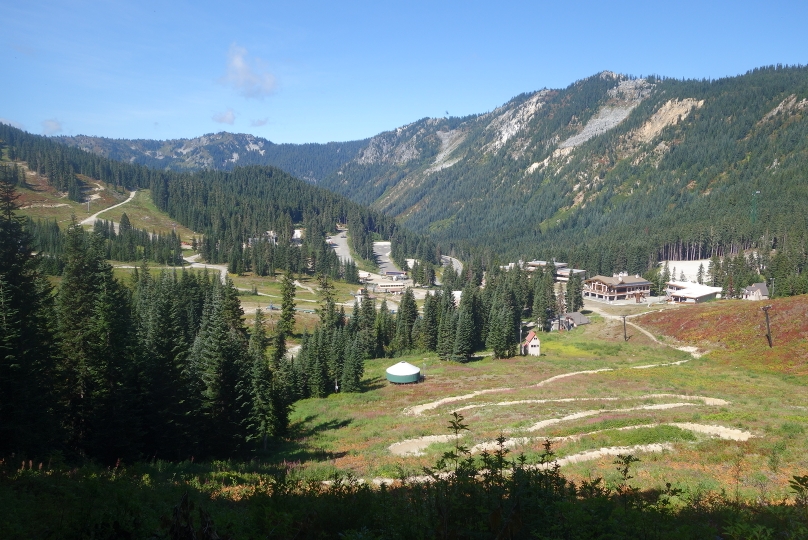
[522,331,541,356]
[386,361,421,384]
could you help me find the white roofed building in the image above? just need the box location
[665,281,722,303]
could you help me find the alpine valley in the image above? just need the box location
[58,65,808,274]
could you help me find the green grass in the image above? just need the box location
[99,189,198,241]
[261,309,808,498]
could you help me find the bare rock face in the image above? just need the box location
[355,123,423,165]
[560,79,655,149]
[483,90,550,154]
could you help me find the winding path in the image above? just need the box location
[80,189,137,226]
[585,305,704,358]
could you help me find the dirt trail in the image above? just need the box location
[404,387,514,416]
[585,305,704,358]
[523,403,696,432]
[470,422,753,454]
[375,443,676,485]
[453,393,728,415]
[294,280,316,295]
[80,188,137,226]
[183,253,229,285]
[388,435,459,456]
[404,363,693,417]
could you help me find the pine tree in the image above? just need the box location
[565,274,584,313]
[392,288,418,353]
[420,292,439,351]
[188,283,252,457]
[453,304,475,361]
[57,221,139,462]
[340,337,364,392]
[249,308,274,450]
[437,299,456,360]
[133,267,190,460]
[272,272,296,365]
[0,177,59,457]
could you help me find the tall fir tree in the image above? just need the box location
[0,177,60,457]
[188,281,252,457]
[57,221,139,463]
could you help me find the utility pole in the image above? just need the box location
[762,305,773,348]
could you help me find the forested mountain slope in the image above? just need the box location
[57,131,365,183]
[315,66,808,275]
[0,125,437,273]
[54,65,808,277]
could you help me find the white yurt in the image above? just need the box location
[385,361,421,384]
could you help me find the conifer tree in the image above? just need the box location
[392,288,418,353]
[565,273,584,313]
[272,272,296,365]
[57,221,139,462]
[420,292,439,351]
[133,266,190,459]
[436,291,456,360]
[453,304,475,362]
[0,177,59,457]
[188,283,252,457]
[340,337,364,392]
[249,308,274,449]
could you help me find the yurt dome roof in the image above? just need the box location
[386,361,420,377]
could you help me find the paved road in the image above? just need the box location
[80,189,137,226]
[183,253,229,284]
[441,255,463,275]
[373,241,401,275]
[327,233,353,263]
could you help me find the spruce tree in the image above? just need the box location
[436,291,456,360]
[340,337,364,392]
[453,304,475,362]
[57,221,139,462]
[420,292,439,351]
[272,272,296,365]
[249,308,274,449]
[0,177,60,458]
[392,288,418,353]
[188,283,252,457]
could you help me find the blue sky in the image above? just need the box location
[2,0,807,144]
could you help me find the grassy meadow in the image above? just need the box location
[273,300,807,501]
[4,297,807,539]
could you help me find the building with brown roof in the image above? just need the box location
[584,273,651,302]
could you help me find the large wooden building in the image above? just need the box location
[583,274,652,302]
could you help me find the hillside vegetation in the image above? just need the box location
[0,124,438,275]
[638,295,808,375]
[58,65,808,279]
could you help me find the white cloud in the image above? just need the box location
[212,108,236,125]
[250,117,269,127]
[220,44,276,99]
[0,118,25,130]
[42,118,63,135]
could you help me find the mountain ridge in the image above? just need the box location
[54,65,808,275]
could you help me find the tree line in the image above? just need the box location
[1,178,297,462]
[0,123,439,276]
[293,264,586,392]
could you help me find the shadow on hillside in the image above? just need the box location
[261,415,352,463]
[289,415,353,440]
[361,376,387,392]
